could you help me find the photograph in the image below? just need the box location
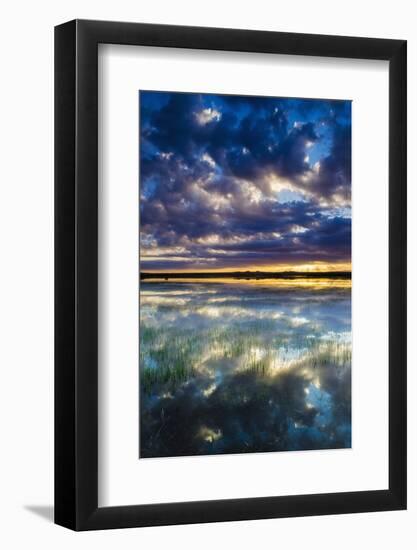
[0,0,410,543]
[139,91,352,458]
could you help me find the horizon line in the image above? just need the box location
[140,270,351,280]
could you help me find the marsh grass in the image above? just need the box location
[306,341,351,368]
[142,362,195,394]
[140,322,351,394]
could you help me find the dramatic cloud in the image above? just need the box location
[140,91,351,272]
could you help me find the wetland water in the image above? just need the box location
[139,279,351,458]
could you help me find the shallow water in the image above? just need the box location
[139,280,351,458]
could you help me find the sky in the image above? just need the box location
[139,91,351,273]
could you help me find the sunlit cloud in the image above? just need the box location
[195,107,222,125]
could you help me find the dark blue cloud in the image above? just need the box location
[139,91,351,271]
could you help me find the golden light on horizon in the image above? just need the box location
[139,260,352,274]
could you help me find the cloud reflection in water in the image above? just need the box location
[140,280,351,458]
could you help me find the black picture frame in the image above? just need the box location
[55,19,407,531]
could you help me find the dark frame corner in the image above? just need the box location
[55,19,407,531]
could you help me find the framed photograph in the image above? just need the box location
[55,19,406,530]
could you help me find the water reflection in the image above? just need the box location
[139,280,351,458]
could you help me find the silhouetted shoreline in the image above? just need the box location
[140,271,351,281]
